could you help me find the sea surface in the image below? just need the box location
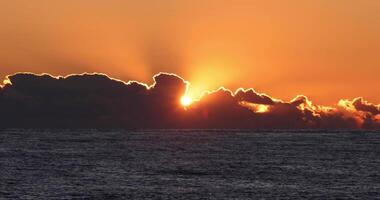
[0,129,379,199]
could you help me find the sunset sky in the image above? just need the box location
[1,0,379,104]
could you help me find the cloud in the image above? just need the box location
[352,97,380,115]
[0,72,379,129]
[234,88,276,105]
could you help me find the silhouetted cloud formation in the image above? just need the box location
[0,72,379,129]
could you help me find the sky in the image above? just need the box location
[0,0,379,105]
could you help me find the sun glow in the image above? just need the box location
[181,95,193,107]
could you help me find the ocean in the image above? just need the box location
[1,129,379,199]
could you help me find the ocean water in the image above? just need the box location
[0,129,379,199]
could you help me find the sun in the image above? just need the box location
[180,95,192,106]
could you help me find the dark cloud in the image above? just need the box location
[352,97,380,115]
[234,88,276,105]
[0,72,379,129]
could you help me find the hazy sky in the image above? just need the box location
[1,0,379,104]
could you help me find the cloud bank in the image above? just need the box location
[0,72,379,129]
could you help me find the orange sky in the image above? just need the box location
[1,0,379,104]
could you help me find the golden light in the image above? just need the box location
[181,95,193,107]
[239,101,270,113]
[3,78,11,86]
[256,104,269,113]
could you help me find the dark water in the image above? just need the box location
[0,129,380,199]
